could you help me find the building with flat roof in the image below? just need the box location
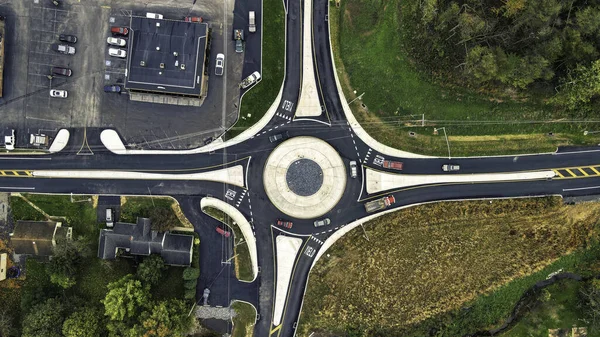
[125,16,208,99]
[10,221,72,256]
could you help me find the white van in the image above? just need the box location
[146,12,163,20]
[249,11,256,32]
[106,208,114,227]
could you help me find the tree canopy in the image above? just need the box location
[137,255,167,285]
[62,306,103,337]
[21,298,65,337]
[103,274,150,321]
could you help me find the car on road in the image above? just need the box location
[108,48,126,58]
[110,26,129,36]
[314,218,331,227]
[269,131,289,143]
[59,34,77,43]
[383,160,403,170]
[52,66,72,77]
[29,133,48,147]
[184,16,203,22]
[241,71,261,89]
[4,129,15,151]
[233,29,244,53]
[442,164,460,172]
[146,12,163,19]
[276,219,293,229]
[104,85,121,93]
[50,89,68,98]
[216,227,231,237]
[215,53,224,76]
[349,161,357,178]
[106,37,126,46]
[52,43,75,55]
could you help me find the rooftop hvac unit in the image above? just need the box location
[181,64,186,70]
[140,60,146,66]
[160,63,165,69]
[156,22,160,27]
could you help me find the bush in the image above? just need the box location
[184,279,197,290]
[136,255,166,285]
[183,268,200,281]
[184,288,196,300]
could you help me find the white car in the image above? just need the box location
[240,71,261,89]
[107,37,126,46]
[215,53,224,76]
[4,129,15,151]
[146,12,163,19]
[108,48,127,58]
[50,89,68,98]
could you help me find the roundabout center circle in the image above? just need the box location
[263,136,347,219]
[285,159,324,196]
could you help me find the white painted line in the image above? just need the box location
[563,185,600,192]
[0,157,51,160]
[0,187,35,190]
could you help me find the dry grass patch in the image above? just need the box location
[299,197,600,335]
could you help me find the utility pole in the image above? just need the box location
[434,127,451,159]
[347,92,365,105]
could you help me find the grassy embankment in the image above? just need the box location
[298,197,600,336]
[330,0,600,156]
[120,196,192,228]
[225,0,285,139]
[202,206,253,282]
[231,301,257,337]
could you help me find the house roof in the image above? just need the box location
[98,217,193,266]
[11,221,70,256]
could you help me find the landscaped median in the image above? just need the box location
[200,197,257,282]
[231,301,257,337]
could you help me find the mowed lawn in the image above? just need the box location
[331,0,600,155]
[298,197,600,336]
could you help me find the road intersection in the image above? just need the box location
[2,0,600,336]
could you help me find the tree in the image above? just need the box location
[148,208,178,232]
[580,279,600,327]
[551,59,600,113]
[48,240,83,289]
[62,306,103,337]
[183,267,200,281]
[137,255,167,285]
[133,300,193,337]
[103,275,150,322]
[0,309,14,337]
[22,298,65,337]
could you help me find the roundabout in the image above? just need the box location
[263,136,347,219]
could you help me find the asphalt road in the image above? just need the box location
[3,0,600,336]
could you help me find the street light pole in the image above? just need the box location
[347,92,365,105]
[435,127,451,159]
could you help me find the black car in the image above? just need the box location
[103,85,121,93]
[52,66,72,77]
[269,131,290,143]
[59,34,77,43]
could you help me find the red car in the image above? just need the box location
[383,160,403,170]
[276,219,293,229]
[216,227,230,237]
[110,26,129,36]
[184,16,203,23]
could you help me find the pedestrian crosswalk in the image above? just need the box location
[275,112,292,121]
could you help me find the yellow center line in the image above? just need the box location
[270,325,282,335]
[554,170,564,178]
[565,168,577,177]
[0,171,5,176]
[578,168,589,176]
[592,167,600,175]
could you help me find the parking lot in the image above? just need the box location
[0,0,255,150]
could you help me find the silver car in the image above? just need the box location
[215,53,224,76]
[442,164,460,172]
[314,218,331,227]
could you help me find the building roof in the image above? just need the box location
[125,16,208,96]
[11,221,71,256]
[98,217,193,267]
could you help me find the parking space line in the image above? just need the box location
[29,61,57,67]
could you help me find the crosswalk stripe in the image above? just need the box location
[554,170,564,178]
[565,168,577,177]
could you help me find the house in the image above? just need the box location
[10,221,72,256]
[98,217,194,267]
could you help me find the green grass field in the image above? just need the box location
[331,0,600,155]
[231,301,256,337]
[225,0,285,139]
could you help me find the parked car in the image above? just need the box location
[108,48,126,58]
[442,164,460,172]
[184,16,203,22]
[215,53,224,76]
[233,29,244,53]
[51,43,75,55]
[349,161,357,178]
[241,71,261,89]
[216,227,230,237]
[106,208,114,228]
[314,218,331,227]
[269,131,289,143]
[248,11,256,32]
[29,133,48,147]
[59,34,77,43]
[103,85,121,93]
[49,89,68,98]
[52,66,72,77]
[276,219,293,229]
[4,129,15,151]
[106,37,126,46]
[383,160,403,170]
[146,12,163,19]
[110,26,129,36]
